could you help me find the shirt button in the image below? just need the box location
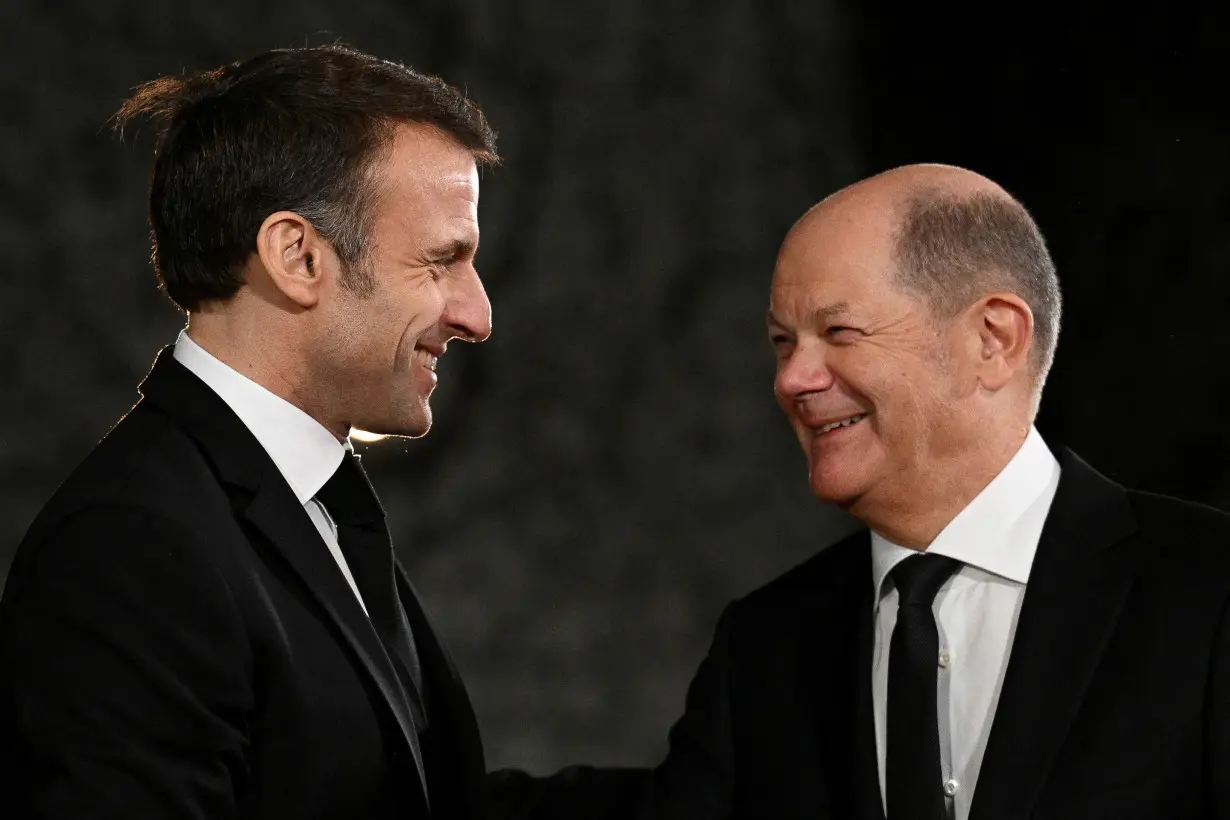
[943,778,960,797]
[938,650,952,668]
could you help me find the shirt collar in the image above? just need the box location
[172,329,349,505]
[870,425,1061,599]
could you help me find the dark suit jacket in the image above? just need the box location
[491,448,1230,820]
[0,349,488,820]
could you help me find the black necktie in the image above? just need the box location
[317,454,428,730]
[886,553,961,820]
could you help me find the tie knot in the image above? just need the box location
[891,553,961,607]
[317,454,385,526]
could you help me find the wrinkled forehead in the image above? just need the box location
[426,171,480,222]
[771,208,896,311]
[371,131,481,237]
[377,125,479,198]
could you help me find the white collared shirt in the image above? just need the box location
[871,426,1061,820]
[172,329,369,615]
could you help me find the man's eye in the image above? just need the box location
[826,326,855,337]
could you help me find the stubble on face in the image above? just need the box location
[313,125,482,440]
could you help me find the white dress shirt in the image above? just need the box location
[871,426,1061,820]
[172,329,369,615]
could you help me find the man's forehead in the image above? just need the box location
[380,154,479,213]
[436,165,480,198]
[398,164,479,205]
[381,126,479,193]
[769,244,893,325]
[772,252,860,296]
[774,212,895,289]
[783,207,893,264]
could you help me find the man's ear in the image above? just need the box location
[254,211,326,309]
[971,292,1033,392]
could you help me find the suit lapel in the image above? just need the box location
[799,533,885,820]
[396,563,487,820]
[969,449,1140,820]
[137,348,430,813]
[243,489,431,809]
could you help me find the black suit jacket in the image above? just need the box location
[0,349,488,820]
[492,448,1230,820]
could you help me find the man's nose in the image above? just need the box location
[774,342,834,400]
[441,265,492,343]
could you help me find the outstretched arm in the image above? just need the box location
[486,607,738,820]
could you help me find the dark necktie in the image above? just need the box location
[317,454,428,731]
[886,553,961,820]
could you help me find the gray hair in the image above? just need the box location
[890,188,1063,399]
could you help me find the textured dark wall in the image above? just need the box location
[2,0,1225,776]
[0,0,861,772]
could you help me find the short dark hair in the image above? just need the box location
[890,188,1062,383]
[114,44,500,312]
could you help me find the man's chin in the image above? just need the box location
[807,465,864,508]
[350,409,432,441]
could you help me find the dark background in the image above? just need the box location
[2,0,1225,773]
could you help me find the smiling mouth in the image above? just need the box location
[815,413,867,435]
[414,346,440,372]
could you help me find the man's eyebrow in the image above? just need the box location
[808,301,851,325]
[425,237,478,261]
[766,301,851,330]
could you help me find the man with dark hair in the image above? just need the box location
[0,44,500,819]
[492,164,1230,819]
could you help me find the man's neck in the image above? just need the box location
[853,428,1030,549]
[184,317,347,443]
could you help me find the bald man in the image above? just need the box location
[490,165,1230,820]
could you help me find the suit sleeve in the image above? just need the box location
[0,505,254,820]
[485,606,738,820]
[1207,591,1230,818]
[647,604,736,819]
